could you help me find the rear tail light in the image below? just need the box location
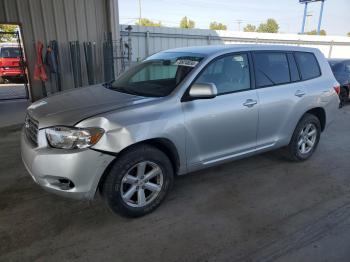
[333,85,340,95]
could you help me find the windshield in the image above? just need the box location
[110,52,205,97]
[329,61,343,72]
[0,47,20,58]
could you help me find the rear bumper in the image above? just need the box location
[0,68,24,77]
[21,128,115,200]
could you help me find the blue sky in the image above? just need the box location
[119,0,350,36]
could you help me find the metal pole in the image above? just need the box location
[328,41,334,58]
[127,28,132,67]
[301,2,308,34]
[305,12,313,33]
[145,31,150,56]
[237,20,242,31]
[207,34,211,45]
[138,0,142,24]
[317,0,325,35]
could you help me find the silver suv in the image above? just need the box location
[21,45,340,217]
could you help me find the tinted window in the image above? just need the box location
[345,63,350,73]
[295,52,321,80]
[0,47,20,58]
[195,54,250,94]
[329,62,343,73]
[287,53,300,82]
[253,52,290,88]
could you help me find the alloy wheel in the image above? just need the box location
[297,123,317,155]
[120,161,163,207]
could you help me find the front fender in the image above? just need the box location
[76,106,187,174]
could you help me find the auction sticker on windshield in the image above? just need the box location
[174,59,199,67]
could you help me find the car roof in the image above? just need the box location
[328,58,350,63]
[160,44,320,56]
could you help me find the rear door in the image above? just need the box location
[252,51,300,148]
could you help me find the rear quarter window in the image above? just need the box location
[294,52,321,80]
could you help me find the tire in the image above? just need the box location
[284,113,321,162]
[101,144,174,217]
[339,87,348,108]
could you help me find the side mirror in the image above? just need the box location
[189,82,217,99]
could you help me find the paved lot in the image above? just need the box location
[0,83,27,100]
[0,99,29,128]
[1,105,350,262]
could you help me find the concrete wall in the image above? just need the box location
[0,0,110,101]
[121,25,350,62]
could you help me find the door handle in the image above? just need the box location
[295,90,306,97]
[243,99,258,107]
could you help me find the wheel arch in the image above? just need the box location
[97,137,181,195]
[305,107,326,132]
[141,138,181,175]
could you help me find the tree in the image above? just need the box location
[257,19,279,33]
[180,16,195,29]
[243,24,256,32]
[209,22,227,30]
[135,18,162,27]
[347,32,350,37]
[306,29,327,36]
[0,24,18,43]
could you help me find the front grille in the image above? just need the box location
[24,114,39,146]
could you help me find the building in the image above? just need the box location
[0,0,120,101]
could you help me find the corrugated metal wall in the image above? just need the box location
[0,0,109,101]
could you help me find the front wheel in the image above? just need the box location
[101,144,174,217]
[285,113,321,162]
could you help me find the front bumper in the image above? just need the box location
[21,128,115,200]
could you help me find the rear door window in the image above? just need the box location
[294,52,321,80]
[253,52,290,88]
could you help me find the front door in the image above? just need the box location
[182,53,259,167]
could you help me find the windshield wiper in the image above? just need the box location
[107,85,142,96]
[102,79,115,89]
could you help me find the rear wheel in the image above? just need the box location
[101,144,174,217]
[285,113,321,162]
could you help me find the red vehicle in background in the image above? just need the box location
[0,43,26,84]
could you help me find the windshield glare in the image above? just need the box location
[111,52,205,97]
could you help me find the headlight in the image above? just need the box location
[45,126,104,149]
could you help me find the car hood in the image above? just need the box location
[28,84,158,128]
